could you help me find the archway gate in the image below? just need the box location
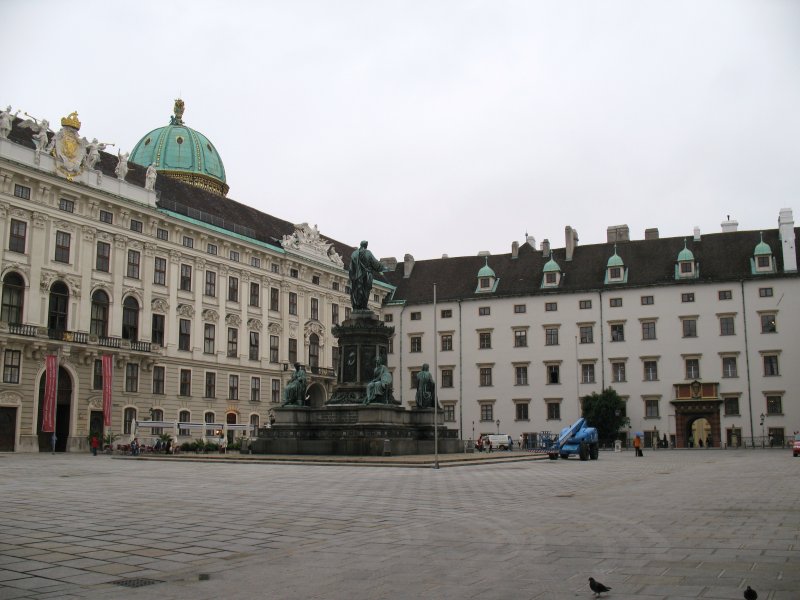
[671,381,721,448]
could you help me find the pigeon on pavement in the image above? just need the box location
[744,586,758,600]
[588,577,611,597]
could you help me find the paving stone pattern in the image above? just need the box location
[0,450,797,599]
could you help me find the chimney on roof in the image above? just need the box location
[477,250,490,256]
[779,208,797,272]
[525,233,536,248]
[441,253,449,259]
[511,241,519,259]
[565,226,578,261]
[380,257,398,271]
[644,228,659,240]
[403,254,415,278]
[606,224,629,243]
[541,239,550,257]
[693,226,701,241]
[721,215,738,233]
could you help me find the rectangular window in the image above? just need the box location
[269,335,279,363]
[547,364,560,384]
[480,404,493,422]
[643,360,658,381]
[640,295,654,305]
[722,356,738,378]
[180,264,192,291]
[288,338,297,364]
[93,359,103,389]
[14,184,31,200]
[443,404,456,422]
[179,319,191,351]
[229,375,239,400]
[384,314,393,323]
[685,358,700,379]
[2,350,21,384]
[514,330,527,347]
[441,369,453,388]
[759,287,773,298]
[641,321,656,340]
[152,366,165,395]
[515,366,528,386]
[718,290,732,300]
[289,292,298,315]
[156,228,169,241]
[723,396,740,416]
[228,276,239,302]
[250,256,261,268]
[610,323,624,342]
[130,219,143,233]
[682,319,697,338]
[763,355,779,376]
[609,298,622,307]
[290,268,298,278]
[207,243,218,255]
[766,395,782,415]
[270,287,279,311]
[126,250,140,279]
[205,271,216,297]
[478,306,490,316]
[516,403,529,421]
[96,241,110,272]
[250,282,260,307]
[311,297,319,320]
[440,308,453,318]
[331,281,339,291]
[719,316,735,336]
[545,328,559,346]
[151,314,165,346]
[180,369,191,396]
[579,299,592,309]
[479,332,492,349]
[9,219,27,253]
[645,399,659,418]
[99,210,113,224]
[54,231,71,263]
[249,332,259,360]
[441,334,452,351]
[227,328,238,357]
[345,307,351,320]
[612,362,626,383]
[58,197,74,212]
[579,325,593,344]
[153,257,166,285]
[581,363,595,384]
[332,303,340,325]
[411,336,422,352]
[547,402,560,420]
[761,314,776,333]
[204,324,215,354]
[513,304,526,314]
[410,312,421,321]
[544,302,557,312]
[205,372,216,398]
[681,292,695,303]
[251,377,261,402]
[125,363,139,392]
[272,379,281,403]
[182,235,194,248]
[479,367,493,386]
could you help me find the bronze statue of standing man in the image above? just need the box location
[348,241,384,310]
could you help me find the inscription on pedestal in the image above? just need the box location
[314,410,359,424]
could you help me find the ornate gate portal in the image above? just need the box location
[671,381,721,448]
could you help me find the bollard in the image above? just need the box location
[383,439,391,456]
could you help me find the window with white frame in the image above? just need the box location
[546,401,561,420]
[723,395,740,416]
[515,401,529,421]
[685,358,700,379]
[719,315,735,336]
[763,354,780,376]
[579,324,593,344]
[515,365,528,386]
[766,394,782,415]
[682,318,697,338]
[644,397,660,418]
[581,362,595,384]
[643,360,658,381]
[611,361,626,383]
[722,356,738,378]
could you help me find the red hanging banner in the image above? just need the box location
[102,354,113,427]
[41,354,58,433]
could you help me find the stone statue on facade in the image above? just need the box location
[85,138,112,171]
[0,106,19,139]
[348,240,384,311]
[365,355,393,404]
[415,363,438,409]
[115,151,129,180]
[282,362,308,406]
[19,115,51,160]
[145,163,157,191]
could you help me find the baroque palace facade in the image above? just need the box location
[0,102,390,452]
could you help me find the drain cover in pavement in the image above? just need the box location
[112,578,163,588]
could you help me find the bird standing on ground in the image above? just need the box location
[588,577,611,597]
[744,586,758,600]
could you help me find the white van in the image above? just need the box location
[484,434,512,450]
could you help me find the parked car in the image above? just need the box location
[793,433,800,457]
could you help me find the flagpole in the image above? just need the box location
[433,283,439,470]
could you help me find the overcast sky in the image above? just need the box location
[5,1,800,260]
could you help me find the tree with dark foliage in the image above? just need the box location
[581,388,629,446]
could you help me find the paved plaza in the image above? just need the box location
[0,449,797,600]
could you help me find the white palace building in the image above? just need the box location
[0,100,797,452]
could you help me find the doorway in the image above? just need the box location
[37,367,73,452]
[0,407,16,451]
[689,417,711,448]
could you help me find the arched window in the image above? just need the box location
[226,412,237,444]
[178,410,191,436]
[309,333,320,370]
[122,296,139,341]
[204,411,216,437]
[151,408,164,435]
[124,407,137,435]
[1,272,25,324]
[48,281,69,332]
[90,290,110,337]
[250,414,259,437]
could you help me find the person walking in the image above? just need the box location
[50,432,57,454]
[633,434,643,457]
[90,435,100,456]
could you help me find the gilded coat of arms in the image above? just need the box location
[52,112,88,180]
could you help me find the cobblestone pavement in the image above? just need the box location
[0,449,797,600]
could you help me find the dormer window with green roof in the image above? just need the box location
[541,256,562,288]
[751,233,775,274]
[674,240,699,280]
[475,257,499,293]
[604,246,628,284]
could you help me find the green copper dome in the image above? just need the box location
[677,240,694,262]
[130,99,228,196]
[543,257,561,272]
[607,247,624,268]
[477,257,496,278]
[754,233,772,256]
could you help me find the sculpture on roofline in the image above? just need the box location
[0,106,20,139]
[115,151,130,180]
[85,138,113,171]
[18,114,52,160]
[348,240,385,311]
[145,163,157,191]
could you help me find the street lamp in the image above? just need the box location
[760,413,766,448]
[472,420,475,442]
[496,419,500,434]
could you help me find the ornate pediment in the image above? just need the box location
[281,222,345,268]
[225,314,242,327]
[152,297,169,312]
[202,309,219,323]
[247,318,262,331]
[176,304,195,318]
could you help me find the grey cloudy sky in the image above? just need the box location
[5,1,800,261]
